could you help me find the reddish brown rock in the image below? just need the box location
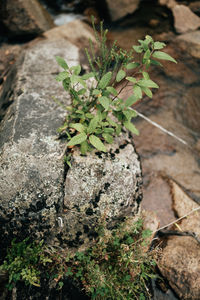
[106,0,140,21]
[158,182,200,300]
[0,0,54,37]
[177,30,200,59]
[172,5,200,34]
[175,86,200,134]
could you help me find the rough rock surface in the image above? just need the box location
[159,0,176,9]
[0,21,94,249]
[175,86,200,134]
[0,21,142,252]
[172,5,200,34]
[0,0,54,37]
[0,38,76,249]
[105,0,140,21]
[177,30,200,59]
[158,181,200,300]
[61,134,142,248]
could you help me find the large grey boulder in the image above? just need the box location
[62,134,142,248]
[172,5,200,34]
[0,21,142,251]
[0,37,77,248]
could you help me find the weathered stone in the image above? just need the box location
[158,181,200,300]
[105,0,140,21]
[0,0,54,37]
[159,0,176,9]
[61,133,142,248]
[0,21,94,249]
[141,174,175,227]
[189,1,200,15]
[172,5,200,34]
[177,30,200,59]
[0,20,142,252]
[175,86,200,133]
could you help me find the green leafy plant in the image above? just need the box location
[0,218,158,299]
[66,218,157,300]
[55,18,176,158]
[0,238,52,290]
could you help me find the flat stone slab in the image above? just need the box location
[177,30,200,58]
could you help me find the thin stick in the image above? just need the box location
[132,108,188,146]
[154,206,200,234]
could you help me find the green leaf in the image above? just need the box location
[82,72,94,80]
[143,49,151,61]
[125,95,138,107]
[85,113,94,119]
[132,45,143,53]
[106,116,118,127]
[153,41,166,50]
[126,62,140,70]
[55,71,68,81]
[138,79,159,89]
[77,88,87,95]
[124,121,139,135]
[99,96,110,111]
[103,128,115,134]
[150,59,163,67]
[56,56,69,70]
[98,72,112,89]
[67,132,87,147]
[152,51,177,63]
[89,135,107,152]
[123,108,137,120]
[126,77,137,84]
[141,86,152,98]
[70,74,79,84]
[69,123,85,133]
[142,71,150,80]
[102,133,113,144]
[116,124,122,135]
[88,115,99,134]
[116,70,126,82]
[133,85,142,99]
[92,89,101,95]
[78,78,87,88]
[80,141,89,155]
[63,78,70,91]
[106,86,118,96]
[145,35,153,44]
[70,65,81,75]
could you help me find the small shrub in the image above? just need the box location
[0,218,158,299]
[0,238,52,290]
[55,17,176,162]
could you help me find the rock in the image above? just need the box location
[189,2,200,15]
[105,0,140,21]
[172,5,200,34]
[0,20,142,252]
[0,21,95,250]
[61,133,142,248]
[158,181,200,300]
[0,0,54,37]
[175,86,200,134]
[177,30,200,59]
[159,0,176,9]
[141,174,175,227]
